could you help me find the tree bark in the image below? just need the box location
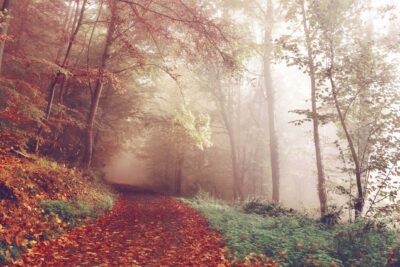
[264,0,280,203]
[0,0,13,74]
[301,1,328,216]
[82,1,117,168]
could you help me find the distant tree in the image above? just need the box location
[279,0,328,216]
[263,0,280,203]
[222,0,282,201]
[209,66,244,199]
[0,0,13,73]
[142,106,212,195]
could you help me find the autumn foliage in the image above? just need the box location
[0,149,114,265]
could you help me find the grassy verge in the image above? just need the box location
[182,194,400,267]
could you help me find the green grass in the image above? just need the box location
[182,194,400,267]
[41,196,114,224]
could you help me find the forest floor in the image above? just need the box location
[22,194,230,266]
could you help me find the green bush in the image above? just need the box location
[243,199,295,217]
[98,195,114,211]
[42,200,76,222]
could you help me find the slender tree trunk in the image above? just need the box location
[33,0,88,153]
[222,96,243,200]
[0,0,13,74]
[214,77,243,199]
[327,50,364,217]
[60,0,87,68]
[264,0,280,203]
[228,129,242,199]
[34,73,63,152]
[82,1,117,168]
[55,0,75,64]
[175,155,184,195]
[301,1,328,216]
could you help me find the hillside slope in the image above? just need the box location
[0,149,114,265]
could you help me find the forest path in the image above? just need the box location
[23,194,228,266]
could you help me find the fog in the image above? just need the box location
[103,0,400,220]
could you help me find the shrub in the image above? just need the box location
[333,220,400,266]
[242,199,295,217]
[98,195,114,211]
[41,200,77,222]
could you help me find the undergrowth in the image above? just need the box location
[183,194,400,267]
[41,197,114,224]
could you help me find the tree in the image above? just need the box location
[291,0,400,219]
[279,0,328,216]
[319,3,399,217]
[0,0,13,73]
[82,0,117,168]
[33,0,88,153]
[299,0,328,216]
[213,69,244,199]
[263,0,280,203]
[81,0,234,168]
[142,106,212,195]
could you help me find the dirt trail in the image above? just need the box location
[23,194,228,266]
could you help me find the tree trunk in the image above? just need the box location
[0,0,13,74]
[33,73,63,152]
[174,155,184,195]
[301,1,328,216]
[264,0,280,203]
[328,64,364,218]
[229,130,243,200]
[82,1,117,168]
[213,70,243,200]
[33,0,88,153]
[222,97,243,200]
[55,0,75,64]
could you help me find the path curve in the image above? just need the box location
[23,194,229,266]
